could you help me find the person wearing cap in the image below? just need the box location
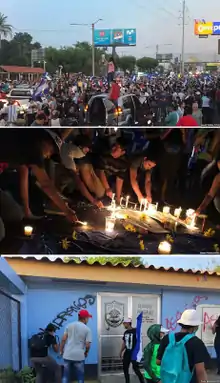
[120,318,145,383]
[143,324,169,383]
[157,309,210,383]
[30,323,61,383]
[60,309,92,383]
[0,128,77,223]
[57,134,105,208]
[129,151,157,205]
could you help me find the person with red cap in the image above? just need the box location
[60,309,92,383]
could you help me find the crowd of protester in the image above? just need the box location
[0,70,220,126]
[0,127,219,242]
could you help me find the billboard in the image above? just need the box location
[194,20,220,35]
[156,53,173,61]
[94,29,136,46]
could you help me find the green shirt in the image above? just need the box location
[144,344,161,380]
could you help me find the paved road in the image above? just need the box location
[86,370,220,383]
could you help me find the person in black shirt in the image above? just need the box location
[212,315,220,374]
[30,323,61,383]
[130,151,157,204]
[157,309,209,383]
[0,128,77,223]
[94,137,129,203]
[120,318,145,383]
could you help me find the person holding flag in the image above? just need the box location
[120,313,145,383]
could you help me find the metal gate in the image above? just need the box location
[0,290,22,371]
[97,293,161,376]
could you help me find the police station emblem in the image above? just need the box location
[105,301,124,328]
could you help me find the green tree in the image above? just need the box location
[63,257,143,266]
[0,32,42,66]
[0,13,12,49]
[136,56,158,72]
[118,55,136,73]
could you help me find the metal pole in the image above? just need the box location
[156,44,159,59]
[181,0,186,75]
[92,23,95,76]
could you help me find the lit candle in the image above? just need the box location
[186,209,195,217]
[134,204,137,210]
[105,216,115,233]
[112,193,115,201]
[158,241,172,255]
[144,199,148,211]
[120,197,124,206]
[174,207,182,218]
[163,206,170,214]
[140,198,144,211]
[155,202,158,211]
[24,226,33,237]
[125,196,130,208]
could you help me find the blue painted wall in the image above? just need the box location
[27,289,98,365]
[162,289,220,357]
[23,282,220,366]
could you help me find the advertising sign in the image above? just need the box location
[156,53,173,61]
[94,28,136,46]
[194,20,220,35]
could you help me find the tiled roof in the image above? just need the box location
[3,255,219,276]
[0,65,44,74]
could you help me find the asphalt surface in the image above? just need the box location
[89,370,220,383]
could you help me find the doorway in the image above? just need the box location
[97,292,161,377]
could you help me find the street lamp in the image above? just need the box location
[70,19,103,76]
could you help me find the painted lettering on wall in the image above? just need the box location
[165,295,208,331]
[51,294,96,330]
[203,312,218,332]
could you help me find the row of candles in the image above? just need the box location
[111,196,197,229]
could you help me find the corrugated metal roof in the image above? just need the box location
[0,65,44,74]
[3,255,219,276]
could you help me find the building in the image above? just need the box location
[1,256,220,379]
[0,65,44,81]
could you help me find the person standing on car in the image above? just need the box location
[30,323,61,383]
[120,318,145,383]
[60,309,92,383]
[109,78,120,107]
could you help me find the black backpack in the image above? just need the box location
[29,332,48,351]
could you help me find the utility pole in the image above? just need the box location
[181,0,186,75]
[92,23,95,77]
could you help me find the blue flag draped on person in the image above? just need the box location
[32,72,51,100]
[132,311,143,362]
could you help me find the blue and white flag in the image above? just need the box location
[32,77,49,100]
[132,312,143,362]
[42,72,52,81]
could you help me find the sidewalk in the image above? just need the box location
[87,370,220,383]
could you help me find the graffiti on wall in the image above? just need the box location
[51,294,96,330]
[165,295,208,331]
[203,311,218,332]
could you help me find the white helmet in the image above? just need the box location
[177,309,201,326]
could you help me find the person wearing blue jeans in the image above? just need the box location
[60,309,92,383]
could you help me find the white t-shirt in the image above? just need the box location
[61,143,85,172]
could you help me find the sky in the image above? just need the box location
[2,0,220,59]
[142,256,219,270]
